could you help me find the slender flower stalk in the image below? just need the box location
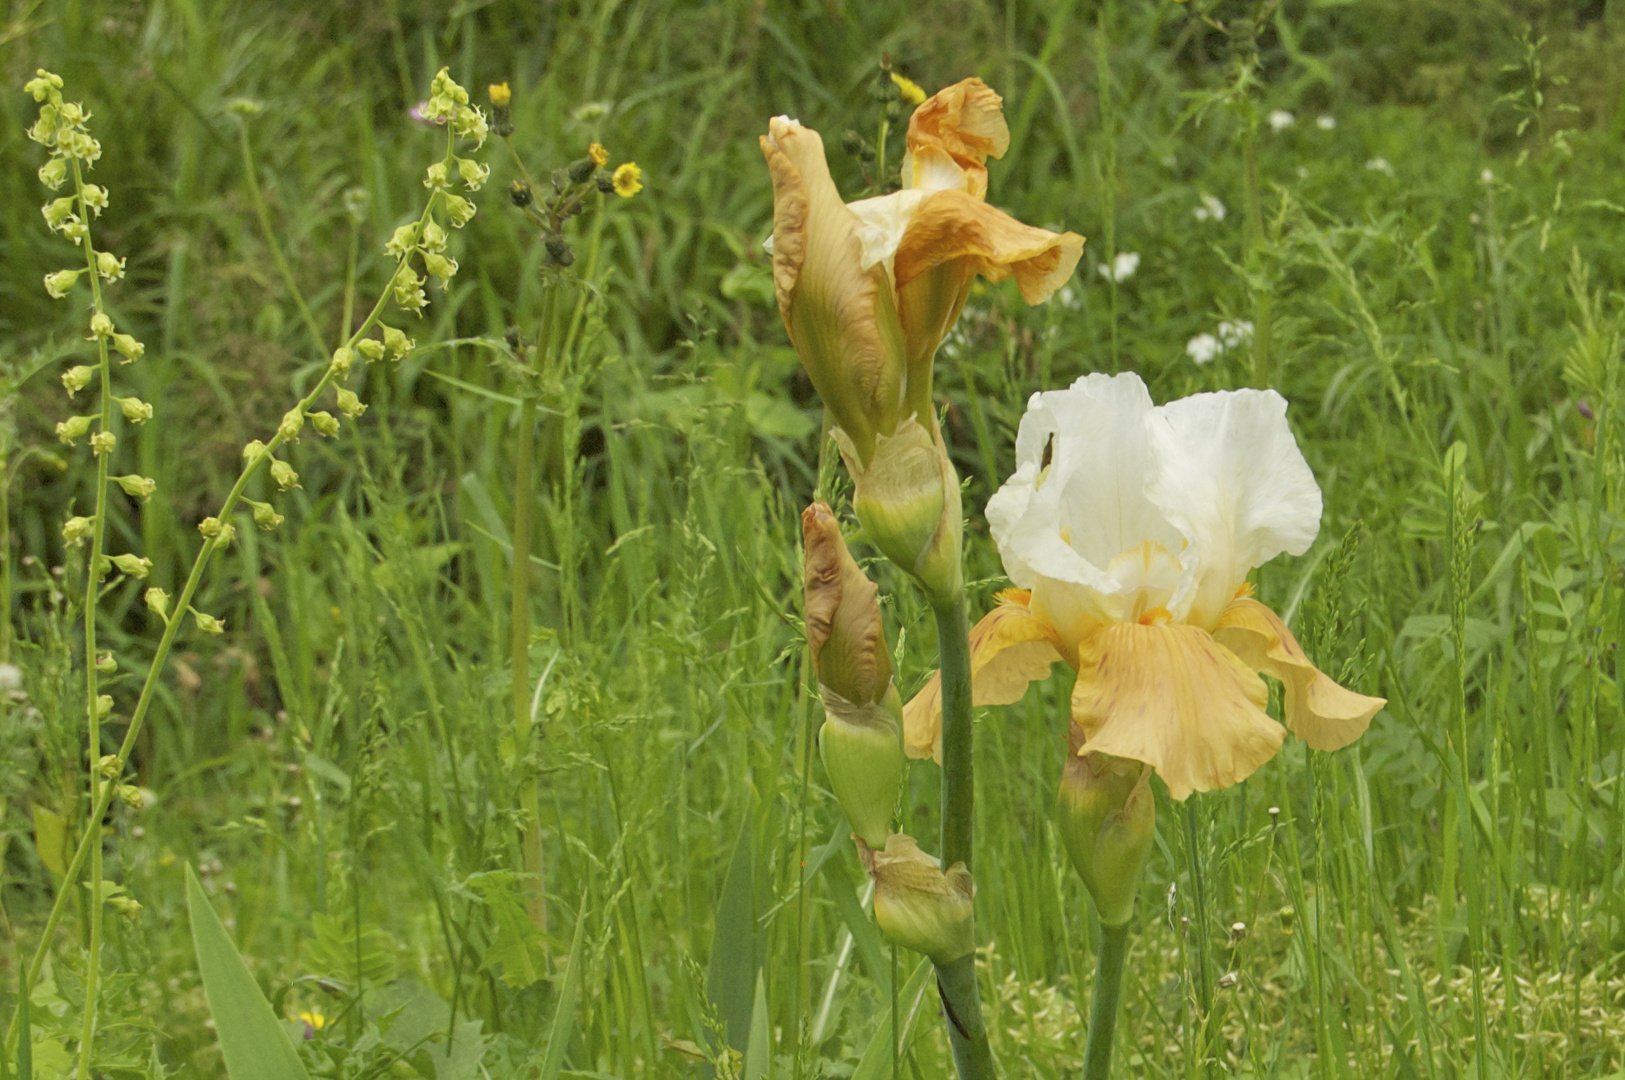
[493,79,640,931]
[8,67,475,1062]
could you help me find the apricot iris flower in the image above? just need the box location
[904,373,1385,800]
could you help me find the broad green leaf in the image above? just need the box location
[536,904,586,1080]
[706,803,756,1051]
[742,973,769,1080]
[30,806,67,878]
[850,959,933,1080]
[463,871,547,989]
[186,865,311,1080]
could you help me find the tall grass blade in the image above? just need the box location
[536,905,586,1080]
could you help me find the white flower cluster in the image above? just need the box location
[1097,251,1140,284]
[1192,194,1227,223]
[1185,320,1254,366]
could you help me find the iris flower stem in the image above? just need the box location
[930,593,994,1079]
[1081,923,1129,1080]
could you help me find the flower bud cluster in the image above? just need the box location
[30,71,160,593]
[421,68,489,147]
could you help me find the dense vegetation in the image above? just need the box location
[2,1,1624,1077]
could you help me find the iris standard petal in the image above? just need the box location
[1072,621,1285,801]
[903,590,1067,762]
[1211,596,1386,751]
[1145,389,1323,629]
[902,77,1011,199]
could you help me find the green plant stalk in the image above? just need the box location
[509,283,557,933]
[1081,922,1129,1080]
[236,120,328,359]
[70,153,115,1080]
[930,593,993,1079]
[3,179,444,1061]
[1241,129,1271,390]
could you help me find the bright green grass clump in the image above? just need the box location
[1,2,1623,1078]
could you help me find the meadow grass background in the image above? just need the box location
[3,0,1625,1076]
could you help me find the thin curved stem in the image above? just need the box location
[1081,923,1129,1080]
[236,121,328,359]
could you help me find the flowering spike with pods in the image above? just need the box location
[9,66,486,1063]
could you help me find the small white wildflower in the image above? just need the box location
[1097,251,1140,284]
[1217,320,1254,349]
[0,664,21,692]
[1480,169,1494,184]
[1267,109,1295,132]
[1192,194,1227,223]
[1365,158,1393,176]
[1316,114,1336,130]
[1056,285,1080,310]
[1186,334,1221,365]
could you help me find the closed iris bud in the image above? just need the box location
[861,834,976,965]
[335,387,366,419]
[1056,734,1156,928]
[509,179,533,207]
[308,410,340,437]
[62,365,95,395]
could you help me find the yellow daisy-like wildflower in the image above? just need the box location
[487,82,511,108]
[589,142,609,167]
[903,373,1386,801]
[612,162,643,198]
[891,72,927,106]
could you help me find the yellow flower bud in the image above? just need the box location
[891,72,927,106]
[110,553,152,579]
[95,251,125,280]
[589,142,609,167]
[1056,738,1155,928]
[62,516,93,545]
[114,474,156,500]
[117,397,152,424]
[44,269,80,298]
[56,414,93,444]
[487,82,511,108]
[269,459,300,490]
[335,387,366,419]
[861,834,975,965]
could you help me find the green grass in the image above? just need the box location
[3,1,1625,1077]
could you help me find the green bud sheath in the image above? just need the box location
[819,685,904,850]
[1057,743,1155,928]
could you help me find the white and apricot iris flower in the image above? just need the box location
[759,78,1083,461]
[904,373,1385,800]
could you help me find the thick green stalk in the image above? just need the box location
[5,186,440,1060]
[70,153,114,1080]
[1081,923,1129,1080]
[931,594,993,1078]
